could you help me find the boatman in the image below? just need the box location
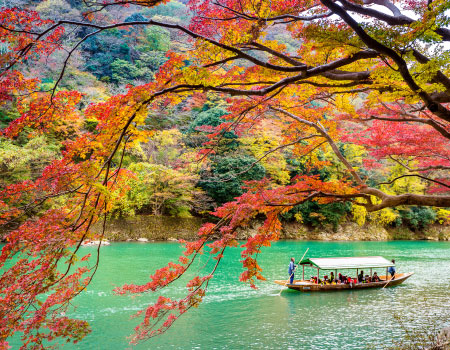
[288,257,296,284]
[388,259,396,280]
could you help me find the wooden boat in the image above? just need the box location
[275,256,414,292]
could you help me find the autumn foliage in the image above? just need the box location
[1,0,450,347]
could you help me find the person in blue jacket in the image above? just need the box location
[388,259,396,280]
[288,257,297,284]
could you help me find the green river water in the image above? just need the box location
[8,241,450,349]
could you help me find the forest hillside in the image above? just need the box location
[1,0,449,239]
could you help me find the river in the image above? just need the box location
[8,241,450,349]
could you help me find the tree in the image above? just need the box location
[0,135,60,187]
[113,162,203,217]
[198,155,266,204]
[1,0,450,347]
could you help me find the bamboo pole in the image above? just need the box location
[382,276,393,289]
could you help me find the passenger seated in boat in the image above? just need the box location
[347,276,352,284]
[342,276,348,284]
[310,276,320,284]
[365,275,370,283]
[323,275,329,284]
[372,272,380,282]
[358,270,364,283]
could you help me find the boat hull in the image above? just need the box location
[274,273,414,292]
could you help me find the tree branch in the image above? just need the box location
[360,187,450,211]
[270,107,364,185]
[387,155,450,172]
[379,174,450,189]
[340,0,450,41]
[365,115,450,140]
[320,0,450,122]
[270,107,450,211]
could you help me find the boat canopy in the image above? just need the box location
[299,256,394,270]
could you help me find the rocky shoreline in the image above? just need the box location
[95,215,450,242]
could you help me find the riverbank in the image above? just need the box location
[95,215,450,242]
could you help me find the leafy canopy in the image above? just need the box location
[0,0,450,347]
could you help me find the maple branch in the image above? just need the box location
[363,0,402,17]
[270,108,450,211]
[214,134,322,183]
[218,81,277,87]
[265,175,450,212]
[270,107,364,185]
[211,2,331,22]
[270,12,332,23]
[388,156,450,172]
[263,191,371,207]
[203,55,241,68]
[379,174,450,189]
[195,90,285,162]
[144,248,224,340]
[320,70,371,81]
[201,52,376,96]
[2,18,379,99]
[46,29,102,100]
[321,0,450,123]
[296,80,371,88]
[364,115,450,140]
[360,187,450,211]
[50,127,135,290]
[411,49,450,93]
[154,58,372,99]
[245,42,305,67]
[339,0,450,41]
[151,216,233,292]
[244,42,374,82]
[0,20,300,76]
[430,92,450,104]
[120,20,312,72]
[263,191,323,206]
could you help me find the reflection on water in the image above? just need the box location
[7,241,450,349]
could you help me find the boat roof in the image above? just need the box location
[299,256,394,270]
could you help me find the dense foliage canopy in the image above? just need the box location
[1,0,450,347]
